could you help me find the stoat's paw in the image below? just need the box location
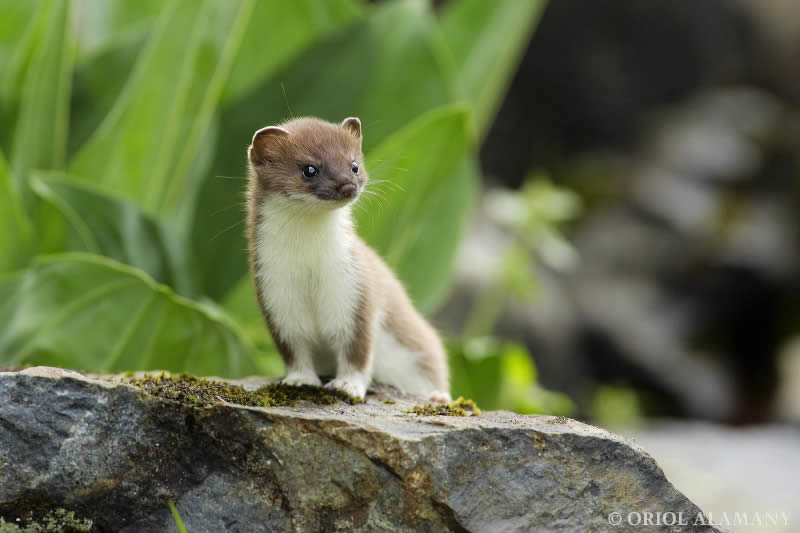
[325,377,367,400]
[428,391,452,404]
[282,372,322,387]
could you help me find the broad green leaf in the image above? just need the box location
[0,0,40,153]
[357,105,473,311]
[9,0,73,206]
[68,27,149,157]
[447,338,503,410]
[30,173,197,296]
[71,0,165,60]
[447,338,573,415]
[385,156,477,312]
[221,277,284,377]
[0,1,38,70]
[0,151,34,271]
[222,0,364,104]
[222,276,268,345]
[194,0,454,301]
[440,0,545,138]
[69,0,255,222]
[0,253,257,377]
[0,1,40,112]
[350,0,455,152]
[68,3,178,156]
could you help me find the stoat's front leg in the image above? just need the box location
[280,339,321,387]
[324,297,374,399]
[325,334,373,398]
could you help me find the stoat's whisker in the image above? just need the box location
[210,219,244,242]
[358,192,385,212]
[364,180,404,194]
[361,188,387,200]
[211,202,246,217]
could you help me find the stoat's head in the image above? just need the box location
[247,117,366,207]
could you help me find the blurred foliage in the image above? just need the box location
[448,338,573,415]
[453,176,580,414]
[0,0,570,414]
[591,385,644,428]
[463,176,582,339]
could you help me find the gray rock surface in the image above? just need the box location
[0,367,718,532]
[626,422,800,533]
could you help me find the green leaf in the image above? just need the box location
[71,0,165,60]
[439,0,545,138]
[69,0,255,222]
[0,0,40,152]
[168,501,188,533]
[0,1,37,69]
[0,151,34,271]
[448,338,573,415]
[222,0,364,104]
[447,337,504,409]
[9,0,73,206]
[221,277,284,377]
[0,253,257,377]
[68,3,169,156]
[221,276,269,345]
[193,0,455,301]
[30,173,198,296]
[68,27,150,158]
[357,105,473,311]
[387,156,477,312]
[0,1,39,114]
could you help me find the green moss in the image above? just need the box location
[453,397,481,415]
[126,373,362,408]
[404,396,481,417]
[378,398,396,405]
[0,509,93,532]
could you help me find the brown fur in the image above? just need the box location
[354,240,449,391]
[246,116,448,393]
[249,117,365,201]
[346,272,374,371]
[246,176,296,366]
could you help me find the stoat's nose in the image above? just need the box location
[339,183,357,198]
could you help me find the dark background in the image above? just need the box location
[451,0,800,425]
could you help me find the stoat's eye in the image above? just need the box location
[351,161,359,174]
[302,165,318,179]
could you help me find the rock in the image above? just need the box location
[0,367,717,532]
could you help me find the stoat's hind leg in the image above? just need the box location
[428,390,452,404]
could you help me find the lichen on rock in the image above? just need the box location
[125,372,362,408]
[0,509,92,533]
[404,396,481,416]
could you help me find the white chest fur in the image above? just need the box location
[253,196,361,355]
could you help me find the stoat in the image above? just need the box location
[246,116,450,401]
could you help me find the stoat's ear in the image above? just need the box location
[248,126,289,164]
[341,117,362,142]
